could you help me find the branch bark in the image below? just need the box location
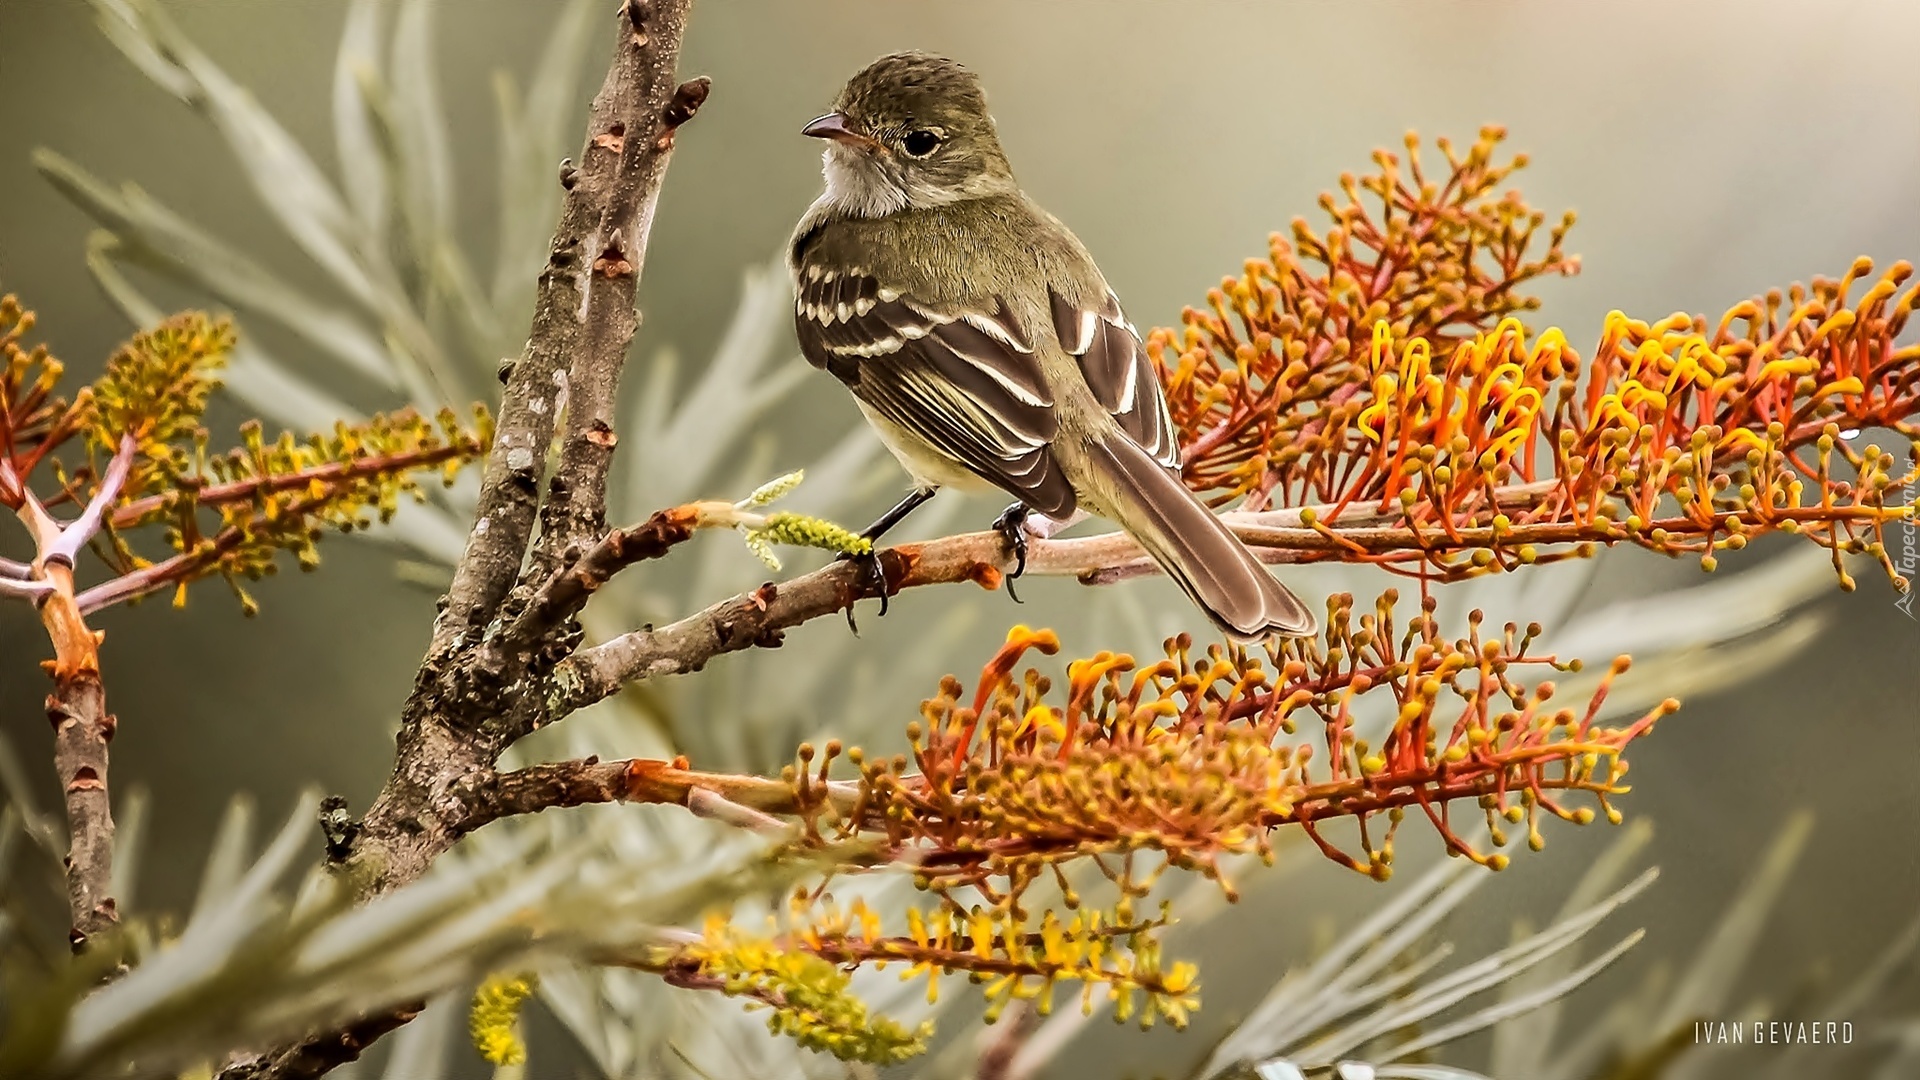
[540,490,1537,717]
[530,73,711,583]
[43,563,118,952]
[352,0,702,902]
[216,5,706,1078]
[9,437,137,952]
[433,0,700,659]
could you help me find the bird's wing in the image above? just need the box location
[794,264,1077,518]
[1048,286,1181,470]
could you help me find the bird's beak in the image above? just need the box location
[803,112,885,154]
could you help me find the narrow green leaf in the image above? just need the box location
[42,152,398,388]
[85,231,366,434]
[85,0,381,307]
[108,786,149,913]
[333,0,391,242]
[391,0,454,243]
[491,0,598,311]
[189,796,257,926]
[1654,810,1813,1032]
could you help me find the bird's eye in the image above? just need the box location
[901,129,942,158]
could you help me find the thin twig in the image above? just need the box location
[108,441,476,529]
[74,484,337,615]
[43,435,135,567]
[479,503,703,674]
[454,756,857,836]
[545,474,1901,716]
[541,489,1536,717]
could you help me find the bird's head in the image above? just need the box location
[805,51,1017,217]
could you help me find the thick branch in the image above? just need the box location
[220,7,705,1079]
[43,567,117,951]
[349,0,703,900]
[433,0,699,656]
[529,72,710,581]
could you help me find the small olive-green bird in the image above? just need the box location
[787,52,1315,641]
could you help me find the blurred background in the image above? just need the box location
[1,1,1917,1077]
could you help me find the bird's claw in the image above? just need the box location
[836,547,891,631]
[992,504,1029,604]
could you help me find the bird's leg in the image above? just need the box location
[839,487,938,625]
[992,503,1031,603]
[859,486,939,545]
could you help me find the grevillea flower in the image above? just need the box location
[641,603,1669,1059]
[1151,129,1918,593]
[0,303,493,614]
[807,606,1670,896]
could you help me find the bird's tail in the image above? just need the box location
[1086,430,1317,642]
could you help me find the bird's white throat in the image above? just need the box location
[818,147,911,219]
[816,145,1012,219]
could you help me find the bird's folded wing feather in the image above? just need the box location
[794,265,1077,518]
[1048,286,1181,470]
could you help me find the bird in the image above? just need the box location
[786,51,1316,642]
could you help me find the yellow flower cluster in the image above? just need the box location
[688,915,930,1065]
[742,510,871,570]
[83,311,233,495]
[686,885,1199,1065]
[468,971,537,1067]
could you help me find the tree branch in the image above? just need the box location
[530,70,711,583]
[217,6,707,1078]
[478,503,702,676]
[76,485,339,614]
[454,756,854,837]
[433,0,699,657]
[2,437,138,951]
[216,1004,424,1080]
[543,466,1907,718]
[108,441,476,530]
[539,491,1511,717]
[43,571,117,952]
[350,0,703,898]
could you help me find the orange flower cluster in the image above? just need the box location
[1152,126,1579,506]
[1323,298,1918,584]
[803,598,1671,899]
[1150,131,1919,589]
[0,295,81,507]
